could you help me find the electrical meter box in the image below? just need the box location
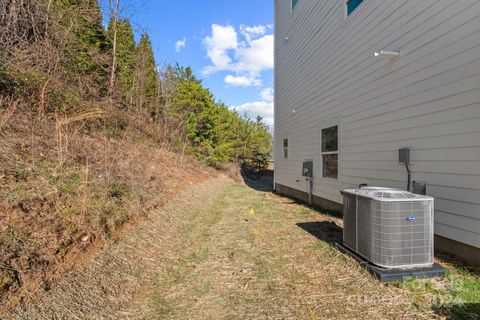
[302,161,313,177]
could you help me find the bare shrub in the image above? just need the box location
[217,162,243,183]
[0,96,19,129]
[0,0,46,47]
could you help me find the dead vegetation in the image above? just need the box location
[134,181,434,320]
[7,175,477,319]
[0,17,218,304]
[6,176,232,319]
[0,99,216,313]
[0,0,265,313]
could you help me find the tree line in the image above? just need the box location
[0,0,272,167]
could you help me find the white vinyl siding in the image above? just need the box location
[274,0,480,248]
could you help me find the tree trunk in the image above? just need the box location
[108,0,120,102]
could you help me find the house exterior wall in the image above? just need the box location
[274,0,480,254]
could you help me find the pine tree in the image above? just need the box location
[162,65,271,166]
[108,18,135,101]
[57,0,109,94]
[171,65,214,116]
[133,33,158,110]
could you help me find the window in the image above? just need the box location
[292,0,299,10]
[321,126,338,179]
[347,0,364,16]
[283,138,289,159]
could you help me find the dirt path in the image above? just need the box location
[8,175,442,319]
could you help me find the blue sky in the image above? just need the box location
[101,0,274,125]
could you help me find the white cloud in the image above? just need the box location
[235,35,274,74]
[231,88,275,126]
[233,101,274,126]
[240,25,266,36]
[203,24,238,73]
[175,37,187,52]
[224,74,262,87]
[240,24,267,42]
[202,23,273,87]
[261,87,274,102]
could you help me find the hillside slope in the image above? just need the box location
[6,176,233,319]
[0,0,270,313]
[0,109,217,312]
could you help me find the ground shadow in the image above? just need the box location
[435,303,480,320]
[297,221,480,319]
[434,251,480,277]
[290,197,343,219]
[296,221,343,244]
[294,204,477,276]
[274,191,342,219]
[241,168,273,192]
[241,170,341,219]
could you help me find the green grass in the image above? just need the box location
[62,208,79,217]
[135,176,480,319]
[396,267,480,318]
[0,226,28,246]
[151,295,172,319]
[179,248,210,267]
[56,172,81,195]
[437,269,480,319]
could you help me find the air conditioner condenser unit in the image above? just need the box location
[341,187,434,269]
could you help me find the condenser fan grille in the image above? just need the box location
[372,191,416,199]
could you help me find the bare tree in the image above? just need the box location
[108,0,120,101]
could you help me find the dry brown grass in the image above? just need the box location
[6,176,233,319]
[0,96,19,129]
[5,175,462,319]
[217,162,243,183]
[0,102,217,315]
[1,1,226,316]
[132,178,438,320]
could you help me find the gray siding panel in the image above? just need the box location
[274,0,480,248]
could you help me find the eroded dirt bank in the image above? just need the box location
[7,176,233,319]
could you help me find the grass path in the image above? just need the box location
[8,175,479,319]
[138,177,437,319]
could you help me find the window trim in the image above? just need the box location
[344,0,364,18]
[292,0,299,10]
[321,125,339,180]
[283,138,289,159]
[320,120,340,181]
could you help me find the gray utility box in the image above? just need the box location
[302,161,313,177]
[399,148,411,164]
[341,187,434,269]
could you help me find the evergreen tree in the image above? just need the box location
[1,0,272,170]
[57,0,109,93]
[108,18,135,101]
[163,64,272,167]
[171,65,214,116]
[133,33,158,110]
[76,0,108,49]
